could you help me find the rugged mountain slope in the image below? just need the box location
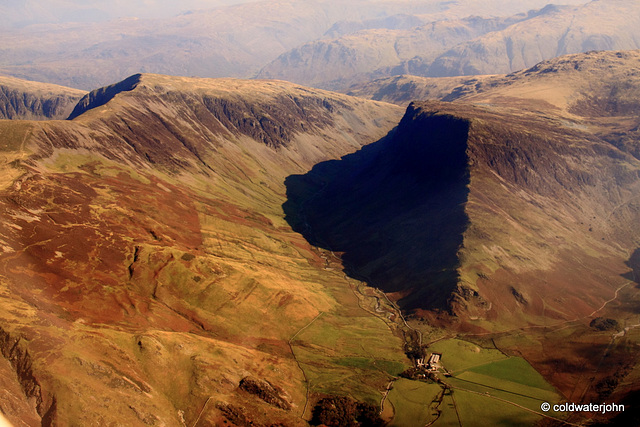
[286,50,640,411]
[429,0,640,76]
[0,74,407,425]
[292,99,640,323]
[0,75,86,120]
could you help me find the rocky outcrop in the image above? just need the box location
[0,326,52,422]
[238,377,292,410]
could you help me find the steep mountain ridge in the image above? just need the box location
[291,100,640,323]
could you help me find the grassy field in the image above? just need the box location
[428,338,508,373]
[292,314,411,405]
[381,338,568,426]
[387,379,442,426]
[468,357,556,391]
[450,389,546,426]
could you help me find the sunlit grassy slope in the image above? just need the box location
[0,74,412,425]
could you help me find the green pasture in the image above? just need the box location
[387,379,441,426]
[385,338,565,426]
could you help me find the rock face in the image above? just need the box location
[67,74,141,120]
[0,75,86,120]
[238,376,292,410]
[0,73,404,425]
[286,105,472,311]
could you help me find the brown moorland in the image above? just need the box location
[2,50,640,425]
[0,74,409,425]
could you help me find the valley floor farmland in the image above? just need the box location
[384,338,568,426]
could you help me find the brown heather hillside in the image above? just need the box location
[0,75,86,120]
[0,74,408,425]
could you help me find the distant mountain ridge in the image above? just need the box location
[0,75,86,120]
[257,14,530,90]
[0,0,587,89]
[259,0,640,90]
[428,0,640,77]
[349,49,640,121]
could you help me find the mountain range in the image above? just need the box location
[0,0,587,90]
[1,48,640,425]
[0,75,86,120]
[259,0,640,90]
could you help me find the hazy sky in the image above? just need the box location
[1,0,594,29]
[0,0,257,28]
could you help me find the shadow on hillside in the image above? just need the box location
[623,248,640,286]
[283,112,471,311]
